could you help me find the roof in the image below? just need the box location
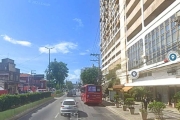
[20,73,31,77]
[64,99,75,101]
[83,84,94,86]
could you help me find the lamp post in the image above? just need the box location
[45,47,54,89]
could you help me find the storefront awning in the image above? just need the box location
[113,85,124,90]
[122,86,133,92]
[125,78,180,87]
[108,88,113,91]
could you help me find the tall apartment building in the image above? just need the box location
[100,0,127,84]
[100,0,180,104]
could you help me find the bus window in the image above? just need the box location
[88,86,96,92]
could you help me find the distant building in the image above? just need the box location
[0,58,20,94]
[19,73,46,92]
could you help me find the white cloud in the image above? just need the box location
[73,18,84,27]
[79,49,90,55]
[39,42,77,54]
[1,35,31,47]
[67,69,81,82]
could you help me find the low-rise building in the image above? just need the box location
[0,58,20,94]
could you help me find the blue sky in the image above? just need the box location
[0,0,100,83]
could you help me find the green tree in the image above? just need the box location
[129,87,151,101]
[80,67,98,85]
[45,59,69,88]
[105,64,121,80]
[66,81,74,90]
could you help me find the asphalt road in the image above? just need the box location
[18,92,125,120]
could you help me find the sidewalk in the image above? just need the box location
[102,100,180,120]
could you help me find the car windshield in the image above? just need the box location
[63,101,75,105]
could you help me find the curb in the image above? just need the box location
[105,106,128,120]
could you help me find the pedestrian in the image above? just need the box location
[142,96,149,110]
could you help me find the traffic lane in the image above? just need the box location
[62,94,125,120]
[18,94,67,120]
[54,95,80,120]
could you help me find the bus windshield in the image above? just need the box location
[87,86,101,92]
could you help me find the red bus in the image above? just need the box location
[80,84,102,104]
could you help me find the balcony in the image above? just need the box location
[126,0,140,18]
[144,0,175,26]
[127,16,142,42]
[126,1,141,29]
[143,0,154,11]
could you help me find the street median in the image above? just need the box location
[0,97,54,120]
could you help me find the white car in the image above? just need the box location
[60,99,78,116]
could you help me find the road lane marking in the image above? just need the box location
[55,112,59,118]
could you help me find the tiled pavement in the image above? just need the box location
[102,100,180,120]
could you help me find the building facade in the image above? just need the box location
[19,73,46,92]
[100,0,180,105]
[100,0,127,84]
[125,0,180,105]
[0,58,20,94]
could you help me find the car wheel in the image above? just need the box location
[60,113,63,116]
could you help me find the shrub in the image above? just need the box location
[114,94,120,103]
[125,98,135,108]
[56,90,61,94]
[176,101,180,112]
[0,92,51,112]
[124,93,131,101]
[148,101,166,119]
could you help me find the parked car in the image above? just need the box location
[60,98,78,116]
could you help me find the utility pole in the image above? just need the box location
[90,53,101,85]
[45,47,54,89]
[31,70,36,85]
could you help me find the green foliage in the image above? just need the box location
[56,84,60,90]
[129,87,151,100]
[125,98,135,108]
[105,64,121,80]
[148,101,166,114]
[80,67,98,84]
[108,80,114,88]
[124,93,131,101]
[45,59,69,87]
[174,91,180,100]
[56,90,61,94]
[176,102,180,112]
[66,81,74,90]
[0,92,51,112]
[114,94,120,103]
[139,108,148,113]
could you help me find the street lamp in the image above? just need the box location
[45,47,54,89]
